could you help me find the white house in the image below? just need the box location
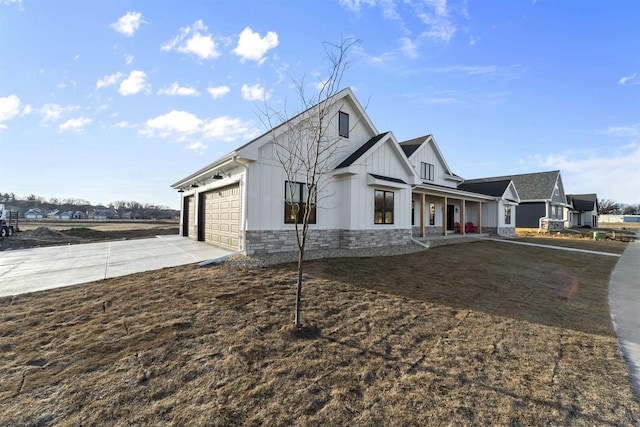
[566,194,599,228]
[24,208,44,219]
[457,179,521,236]
[172,88,517,254]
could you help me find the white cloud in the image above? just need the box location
[0,94,21,123]
[111,11,145,37]
[525,146,640,204]
[22,104,32,115]
[40,103,64,123]
[59,117,92,133]
[161,20,220,60]
[338,0,376,13]
[118,70,149,95]
[601,123,640,138]
[618,73,637,85]
[234,27,279,63]
[157,82,200,96]
[241,83,268,101]
[113,121,136,128]
[399,37,418,58]
[124,54,135,65]
[139,110,202,140]
[187,141,207,153]
[207,85,230,99]
[96,72,123,89]
[201,116,252,142]
[140,110,256,149]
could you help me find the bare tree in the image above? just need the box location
[599,198,621,215]
[263,39,359,330]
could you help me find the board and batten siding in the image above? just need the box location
[407,141,456,188]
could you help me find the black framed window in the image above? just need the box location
[374,189,394,224]
[285,181,316,224]
[339,111,349,138]
[420,162,434,181]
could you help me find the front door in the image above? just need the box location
[447,204,455,231]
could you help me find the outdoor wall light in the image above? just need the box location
[177,189,184,193]
[190,183,199,188]
[212,173,223,179]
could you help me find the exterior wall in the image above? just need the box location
[516,202,545,228]
[407,140,457,188]
[245,228,412,255]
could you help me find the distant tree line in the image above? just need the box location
[0,193,178,220]
[598,199,640,215]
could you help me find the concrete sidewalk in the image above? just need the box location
[608,240,640,403]
[0,236,232,298]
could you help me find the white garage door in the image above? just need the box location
[200,184,241,250]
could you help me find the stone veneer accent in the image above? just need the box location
[245,229,412,255]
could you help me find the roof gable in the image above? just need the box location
[335,133,388,168]
[465,170,564,202]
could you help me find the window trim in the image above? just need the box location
[504,205,512,225]
[429,202,436,226]
[338,111,349,138]
[374,189,394,225]
[284,181,317,224]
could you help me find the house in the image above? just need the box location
[462,170,568,230]
[59,211,73,220]
[24,208,44,219]
[566,194,599,228]
[172,88,521,254]
[398,135,519,237]
[457,179,521,236]
[46,209,60,219]
[90,209,109,220]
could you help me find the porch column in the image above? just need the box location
[420,193,426,238]
[461,199,466,235]
[442,196,447,236]
[478,202,483,233]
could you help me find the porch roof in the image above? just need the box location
[412,182,495,202]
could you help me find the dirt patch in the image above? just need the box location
[0,240,637,425]
[0,225,179,251]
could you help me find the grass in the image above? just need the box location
[1,239,638,425]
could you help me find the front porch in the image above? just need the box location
[412,185,494,238]
[413,232,491,249]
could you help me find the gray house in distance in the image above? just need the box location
[462,170,568,230]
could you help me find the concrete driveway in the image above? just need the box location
[0,236,233,298]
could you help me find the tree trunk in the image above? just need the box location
[294,247,304,329]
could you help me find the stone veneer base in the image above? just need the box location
[245,228,412,255]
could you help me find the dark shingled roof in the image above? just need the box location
[464,170,560,201]
[398,135,431,157]
[567,194,597,212]
[369,174,407,185]
[458,180,511,197]
[335,132,389,169]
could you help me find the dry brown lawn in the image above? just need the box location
[1,239,638,426]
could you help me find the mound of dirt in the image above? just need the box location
[16,227,79,241]
[62,227,107,239]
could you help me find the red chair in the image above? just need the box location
[465,222,478,233]
[454,222,461,233]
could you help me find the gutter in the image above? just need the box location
[411,237,429,249]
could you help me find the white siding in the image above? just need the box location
[408,140,457,188]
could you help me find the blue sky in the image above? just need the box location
[1,0,638,209]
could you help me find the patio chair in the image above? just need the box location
[454,222,461,233]
[465,222,478,233]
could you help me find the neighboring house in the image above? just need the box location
[599,214,640,223]
[399,135,509,237]
[59,211,73,220]
[457,179,521,237]
[172,88,519,254]
[46,209,60,219]
[72,211,88,219]
[91,209,109,220]
[24,208,44,219]
[566,194,599,228]
[463,171,568,230]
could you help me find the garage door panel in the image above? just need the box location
[201,184,240,250]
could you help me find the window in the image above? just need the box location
[284,182,316,224]
[339,111,349,138]
[374,189,394,224]
[420,162,434,181]
[505,206,512,225]
[429,202,436,226]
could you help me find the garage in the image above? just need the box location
[198,184,241,250]
[183,195,195,238]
